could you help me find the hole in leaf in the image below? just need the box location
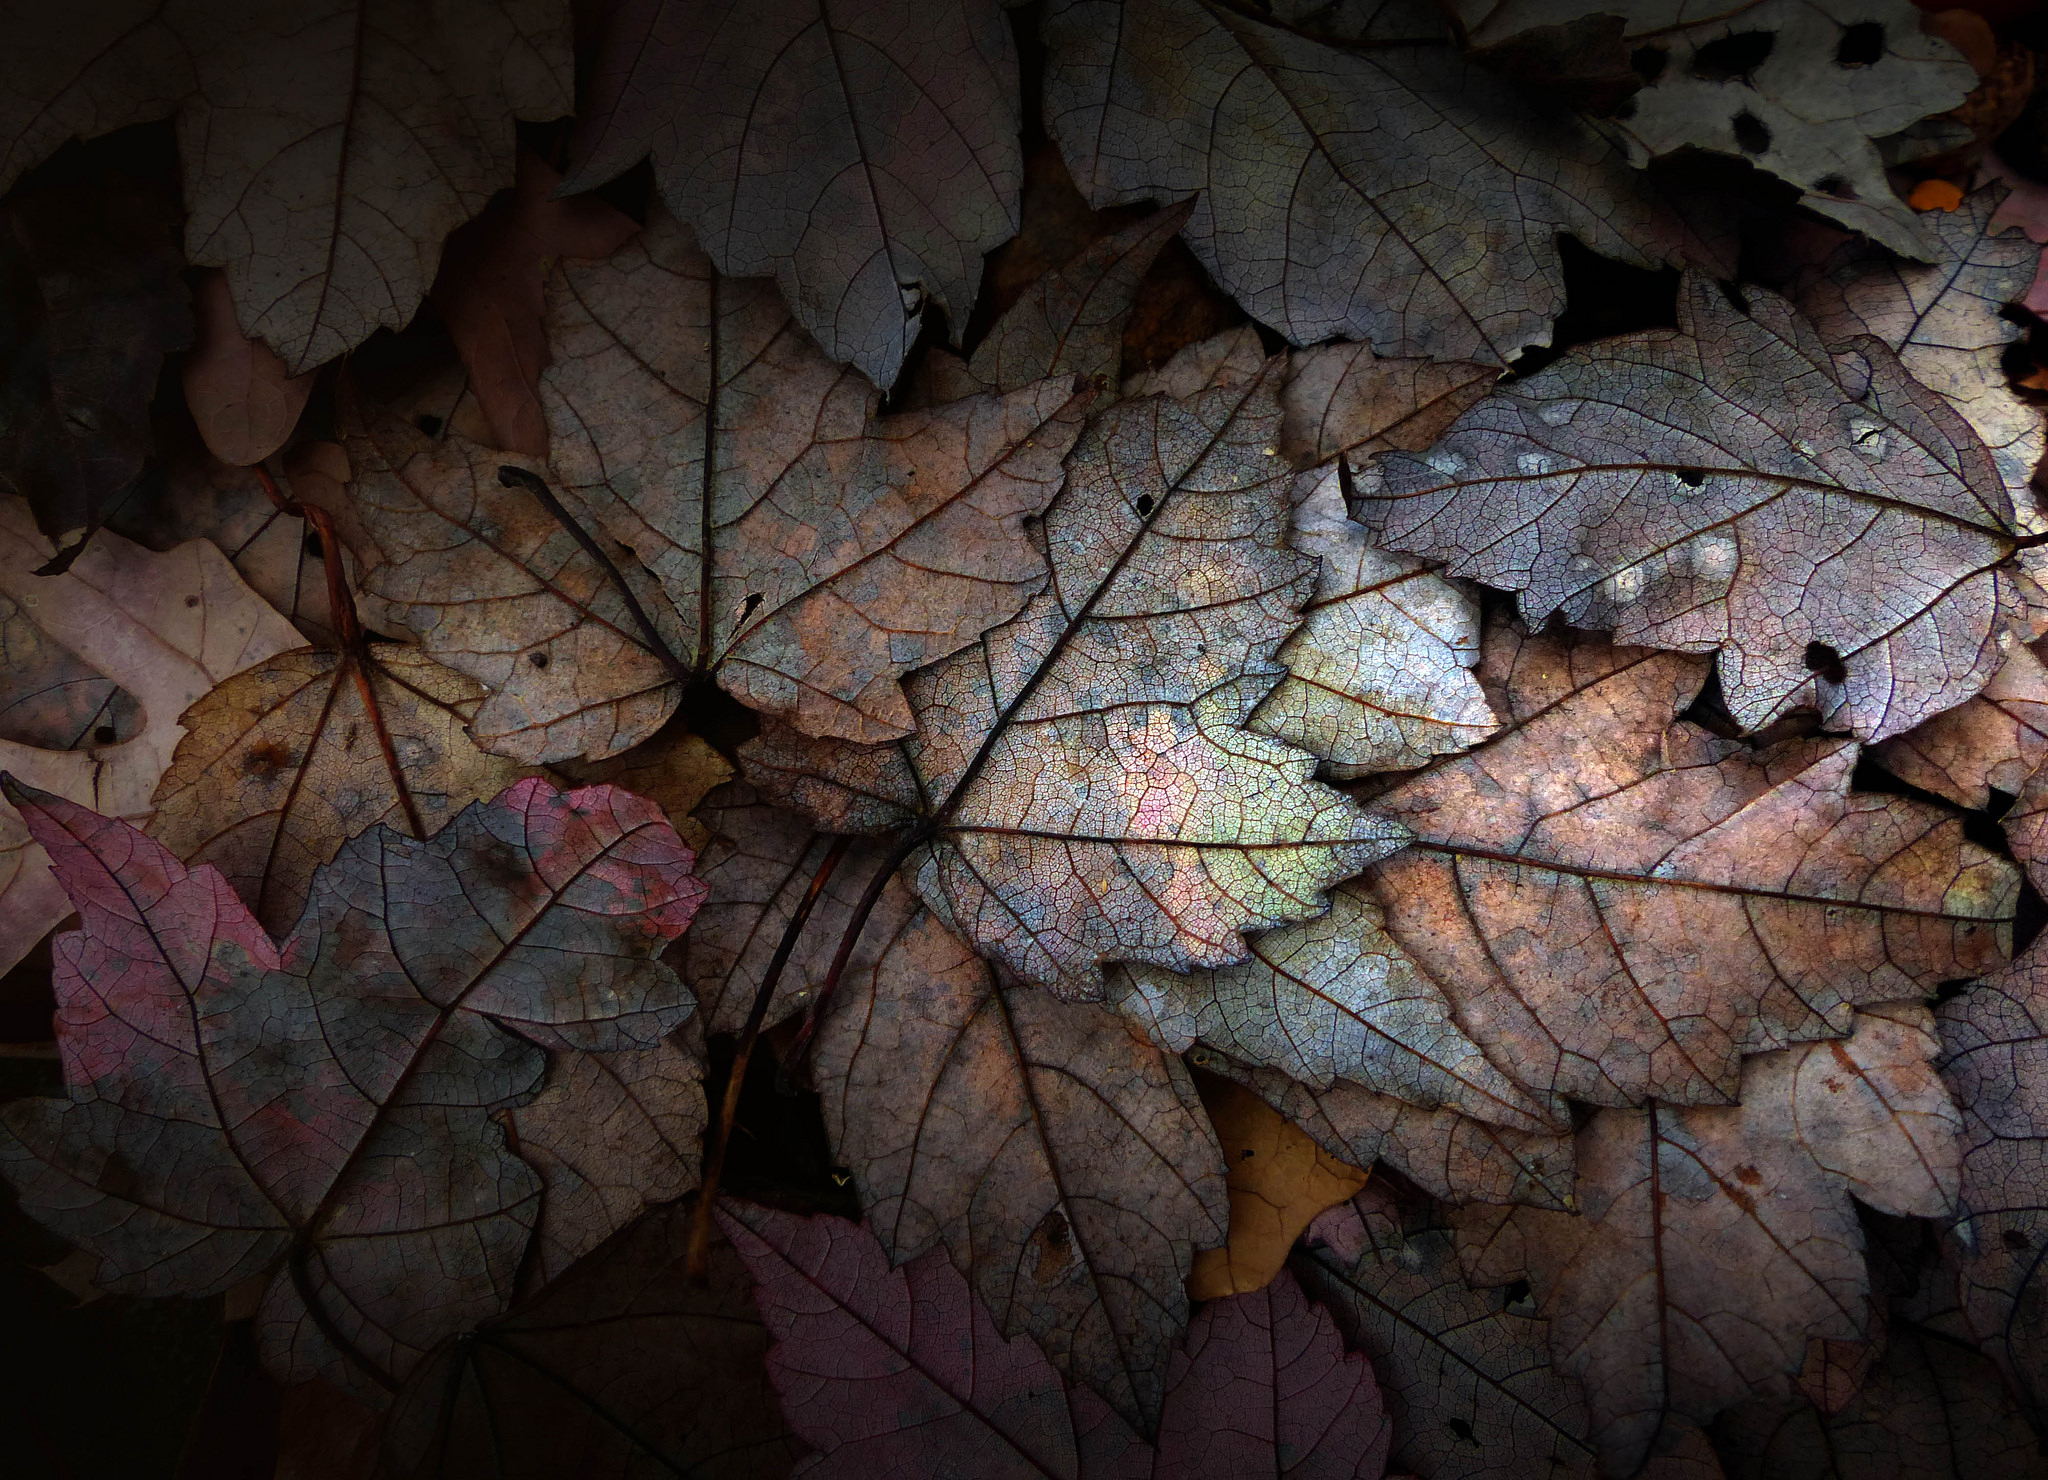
[1814,173,1857,199]
[1836,21,1884,67]
[1630,45,1668,83]
[527,651,549,669]
[736,592,764,628]
[1675,466,1706,486]
[1503,1278,1532,1307]
[2007,1228,2032,1250]
[1732,112,1772,155]
[1803,641,1847,684]
[1932,979,1972,1004]
[1693,31,1775,80]
[1447,1418,1477,1444]
[1135,494,1155,517]
[415,413,443,436]
[93,725,116,746]
[1239,1146,1255,1160]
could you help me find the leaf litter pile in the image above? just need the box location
[23,2,2048,1477]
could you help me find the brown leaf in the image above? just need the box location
[743,359,1408,994]
[1454,1004,1961,1477]
[181,269,314,468]
[1280,339,1499,467]
[1124,323,1268,399]
[1186,1068,1368,1300]
[1359,272,2040,742]
[812,873,1230,1430]
[554,725,732,854]
[1872,637,2048,810]
[430,151,638,458]
[1369,620,2017,1108]
[0,495,301,973]
[146,643,538,937]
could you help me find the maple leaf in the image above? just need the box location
[181,269,315,469]
[0,496,301,974]
[0,0,574,372]
[1297,1181,1598,1480]
[380,1199,799,1478]
[1360,271,2044,742]
[1455,1004,1961,1477]
[566,0,1023,389]
[1367,620,2017,1108]
[1041,0,1682,366]
[743,360,1407,993]
[0,777,705,1392]
[721,1200,1391,1472]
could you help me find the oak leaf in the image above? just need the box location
[1360,272,2042,742]
[0,777,706,1392]
[1454,1004,1962,1477]
[0,0,575,372]
[721,1200,1391,1472]
[566,0,1022,389]
[0,496,301,974]
[742,361,1407,994]
[181,270,315,469]
[1367,621,2016,1108]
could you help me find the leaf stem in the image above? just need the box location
[780,828,926,1072]
[685,833,852,1280]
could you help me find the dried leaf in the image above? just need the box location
[0,777,706,1392]
[1360,272,2038,742]
[146,643,537,937]
[1872,636,2048,809]
[1185,1069,1367,1301]
[743,361,1409,994]
[1042,0,1679,365]
[0,496,301,974]
[381,1198,799,1479]
[1455,1004,1962,1477]
[813,874,1229,1430]
[1369,621,2017,1108]
[721,1200,1389,1472]
[1123,324,1268,400]
[566,0,1022,389]
[555,726,732,855]
[0,0,574,372]
[1280,340,1500,467]
[430,151,638,458]
[181,270,315,468]
[540,209,1093,743]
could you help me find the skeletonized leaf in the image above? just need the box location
[1359,272,2038,742]
[0,0,574,372]
[813,874,1229,1431]
[1368,621,2016,1108]
[566,0,1021,389]
[1455,1005,1962,1477]
[146,643,537,937]
[1042,0,1680,365]
[0,497,301,973]
[0,778,705,1392]
[743,360,1408,994]
[540,209,1093,743]
[181,270,315,468]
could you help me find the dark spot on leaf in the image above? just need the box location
[1804,641,1847,684]
[2006,1228,2032,1250]
[1135,494,1155,517]
[1447,1418,1477,1444]
[1630,46,1668,83]
[1836,21,1884,67]
[1675,466,1705,487]
[1732,111,1772,155]
[1736,1163,1762,1185]
[93,725,116,745]
[240,739,296,779]
[528,651,549,668]
[184,595,199,608]
[415,413,444,436]
[1693,31,1775,80]
[304,530,325,559]
[1028,1207,1073,1284]
[1814,173,1857,199]
[1240,1146,1255,1160]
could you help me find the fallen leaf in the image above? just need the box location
[566,0,1022,388]
[555,725,732,855]
[1454,1004,1962,1477]
[1359,271,2039,742]
[1185,1068,1368,1300]
[743,360,1409,994]
[0,777,706,1393]
[1872,636,2048,809]
[430,151,639,458]
[812,873,1230,1430]
[0,0,575,372]
[1122,323,1268,400]
[380,1198,800,1479]
[181,270,314,468]
[721,1199,1390,1471]
[1279,339,1500,468]
[1368,620,2017,1108]
[0,495,301,974]
[539,208,1093,743]
[1911,179,1969,212]
[1042,0,1682,365]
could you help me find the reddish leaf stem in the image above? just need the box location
[780,829,926,1072]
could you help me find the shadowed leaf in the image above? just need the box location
[182,269,314,468]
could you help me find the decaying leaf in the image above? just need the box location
[381,1198,799,1479]
[1369,620,2015,1108]
[1872,635,2048,809]
[812,872,1229,1430]
[721,1200,1389,1471]
[0,778,706,1392]
[146,643,537,937]
[1455,1004,1962,1477]
[1360,272,2040,742]
[181,269,315,468]
[1296,1182,1598,1480]
[540,209,1093,743]
[567,0,1022,388]
[1185,1068,1367,1300]
[1279,339,1500,468]
[0,496,301,974]
[0,0,574,372]
[744,360,1408,994]
[554,725,732,855]
[1042,0,1680,365]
